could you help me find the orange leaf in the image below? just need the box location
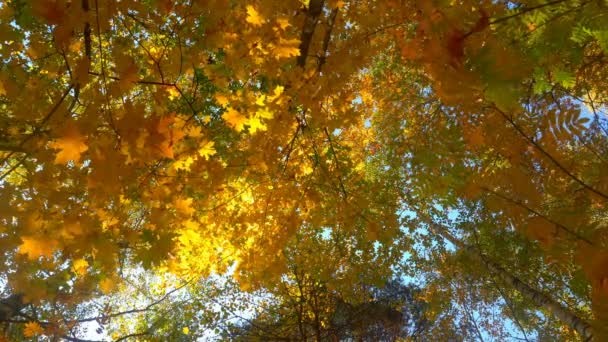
[23,322,44,338]
[49,123,88,164]
[525,216,557,248]
[18,237,57,260]
[222,107,247,132]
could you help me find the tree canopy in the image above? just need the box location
[1,0,608,340]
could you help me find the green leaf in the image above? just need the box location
[592,30,608,53]
[553,70,576,89]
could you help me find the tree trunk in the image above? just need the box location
[428,221,594,341]
[0,294,25,322]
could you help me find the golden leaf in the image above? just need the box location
[49,123,88,165]
[268,85,284,102]
[215,94,229,107]
[18,237,57,260]
[255,94,266,106]
[167,87,180,100]
[174,156,195,171]
[198,140,216,160]
[247,116,266,133]
[245,6,264,26]
[256,107,274,120]
[175,197,195,216]
[272,38,301,59]
[222,107,247,132]
[72,258,89,276]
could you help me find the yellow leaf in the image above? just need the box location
[273,38,301,59]
[24,322,44,337]
[245,5,264,26]
[222,107,247,132]
[273,85,284,97]
[18,237,56,260]
[215,94,229,107]
[256,107,273,120]
[167,87,180,100]
[255,94,266,106]
[198,140,216,160]
[182,327,190,335]
[247,116,266,133]
[72,258,89,276]
[175,197,195,216]
[276,18,291,30]
[49,123,88,164]
[174,156,195,171]
[240,189,255,204]
[268,85,285,104]
[301,164,314,175]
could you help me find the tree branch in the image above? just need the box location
[297,0,325,67]
[493,105,608,202]
[317,8,338,73]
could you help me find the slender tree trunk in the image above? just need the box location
[428,221,594,341]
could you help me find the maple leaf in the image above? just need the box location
[175,197,195,216]
[49,123,88,164]
[268,85,284,103]
[247,116,266,134]
[222,107,248,132]
[255,95,266,106]
[174,156,195,171]
[246,5,264,26]
[72,258,89,276]
[256,107,274,120]
[18,237,56,260]
[215,94,229,107]
[272,38,301,59]
[23,322,44,338]
[198,140,216,160]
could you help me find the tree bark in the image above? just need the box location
[428,220,594,341]
[297,0,325,67]
[0,294,25,322]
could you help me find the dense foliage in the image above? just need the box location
[0,0,607,340]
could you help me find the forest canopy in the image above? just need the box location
[1,0,608,340]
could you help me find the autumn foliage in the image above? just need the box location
[0,0,608,340]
